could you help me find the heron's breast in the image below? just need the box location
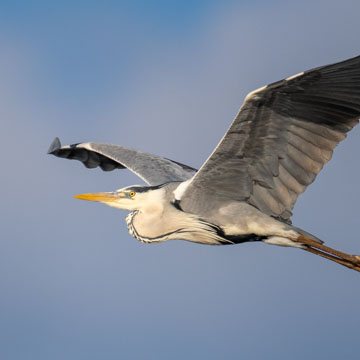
[126,210,183,243]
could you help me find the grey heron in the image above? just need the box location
[49,55,360,272]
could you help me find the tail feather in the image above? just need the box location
[290,226,324,244]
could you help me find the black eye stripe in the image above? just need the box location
[125,183,172,193]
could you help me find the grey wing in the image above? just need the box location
[180,55,360,223]
[48,138,196,185]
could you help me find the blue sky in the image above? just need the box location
[1,1,360,359]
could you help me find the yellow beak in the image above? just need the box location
[73,192,123,203]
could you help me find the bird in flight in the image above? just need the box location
[49,55,360,272]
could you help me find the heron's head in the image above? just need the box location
[73,185,166,211]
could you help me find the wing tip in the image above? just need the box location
[47,137,61,154]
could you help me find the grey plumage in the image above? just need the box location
[49,55,360,272]
[180,56,360,223]
[48,138,196,185]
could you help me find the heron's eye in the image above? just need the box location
[129,191,136,198]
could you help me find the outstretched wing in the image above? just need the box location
[48,137,196,185]
[180,55,360,223]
